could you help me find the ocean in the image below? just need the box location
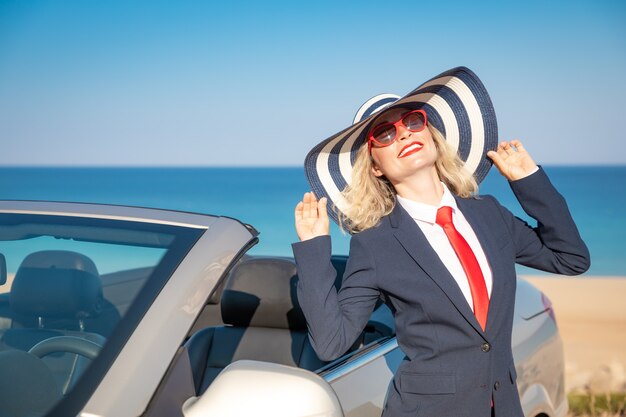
[0,166,624,276]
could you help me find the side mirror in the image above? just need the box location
[0,254,6,285]
[182,360,344,417]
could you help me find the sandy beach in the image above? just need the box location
[523,275,626,393]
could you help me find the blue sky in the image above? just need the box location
[1,0,624,166]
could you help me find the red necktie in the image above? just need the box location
[436,206,489,331]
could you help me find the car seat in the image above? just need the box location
[0,250,108,394]
[184,258,329,395]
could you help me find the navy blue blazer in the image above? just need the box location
[292,168,590,417]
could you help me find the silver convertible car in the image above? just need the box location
[0,201,567,417]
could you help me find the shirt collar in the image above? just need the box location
[397,183,458,225]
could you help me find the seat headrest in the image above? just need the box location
[10,251,102,319]
[221,258,307,330]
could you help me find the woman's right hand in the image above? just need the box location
[294,192,330,241]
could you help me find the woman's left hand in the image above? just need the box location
[487,140,538,181]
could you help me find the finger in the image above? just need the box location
[294,201,304,221]
[309,192,319,218]
[487,150,506,170]
[318,197,329,221]
[488,150,516,180]
[495,145,509,160]
[501,141,515,155]
[302,192,313,219]
[510,139,526,154]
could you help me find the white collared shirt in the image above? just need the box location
[397,184,493,311]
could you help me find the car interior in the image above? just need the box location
[183,255,395,396]
[0,248,396,415]
[0,250,119,417]
[0,250,114,389]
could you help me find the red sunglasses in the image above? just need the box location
[367,109,428,153]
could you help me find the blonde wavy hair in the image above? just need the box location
[338,125,478,233]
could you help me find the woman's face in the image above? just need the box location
[368,107,439,184]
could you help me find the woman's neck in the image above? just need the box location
[393,167,443,206]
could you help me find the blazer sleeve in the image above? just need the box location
[292,234,380,361]
[490,167,591,275]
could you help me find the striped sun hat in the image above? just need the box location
[304,66,498,225]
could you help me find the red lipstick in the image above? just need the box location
[398,141,424,158]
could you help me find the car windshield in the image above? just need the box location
[0,212,204,417]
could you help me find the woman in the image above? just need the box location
[292,67,589,417]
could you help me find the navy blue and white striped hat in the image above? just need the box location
[304,66,498,225]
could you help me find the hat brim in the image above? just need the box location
[304,66,498,226]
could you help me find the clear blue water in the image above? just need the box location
[0,166,624,276]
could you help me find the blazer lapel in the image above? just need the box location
[454,196,507,336]
[388,204,487,337]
